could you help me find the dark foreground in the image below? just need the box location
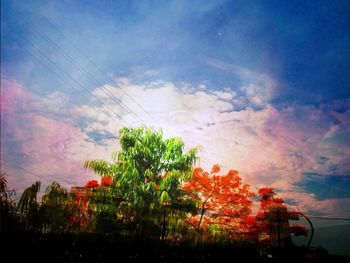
[1,232,349,262]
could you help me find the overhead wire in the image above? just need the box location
[1,148,86,186]
[25,21,149,127]
[35,12,158,125]
[4,3,153,128]
[3,3,150,128]
[1,158,54,184]
[305,216,350,221]
[10,27,132,127]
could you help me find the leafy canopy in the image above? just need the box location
[84,127,199,220]
[183,164,254,238]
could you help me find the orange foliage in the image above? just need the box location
[249,187,308,244]
[84,180,99,189]
[101,176,112,187]
[273,197,284,203]
[211,164,221,174]
[258,187,274,198]
[183,164,254,236]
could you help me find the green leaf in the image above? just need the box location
[160,191,171,206]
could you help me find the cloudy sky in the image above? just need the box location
[1,0,350,225]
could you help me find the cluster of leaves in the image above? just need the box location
[1,177,87,233]
[83,127,199,239]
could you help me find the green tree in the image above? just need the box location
[84,127,198,238]
[88,186,120,233]
[17,181,41,231]
[40,182,83,233]
[0,174,23,232]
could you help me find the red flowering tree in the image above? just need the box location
[183,164,254,240]
[250,187,309,247]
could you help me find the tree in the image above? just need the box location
[0,174,22,232]
[183,164,254,242]
[84,127,198,238]
[253,187,309,248]
[40,182,84,233]
[17,181,41,231]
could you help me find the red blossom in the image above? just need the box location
[256,211,265,220]
[84,180,99,189]
[273,197,284,204]
[211,164,221,174]
[258,187,274,197]
[101,176,112,187]
[243,216,257,225]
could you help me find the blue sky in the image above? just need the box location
[1,0,350,226]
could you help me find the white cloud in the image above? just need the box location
[205,58,277,106]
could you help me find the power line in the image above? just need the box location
[1,157,72,187]
[10,28,132,127]
[1,158,53,184]
[37,13,158,125]
[25,21,149,127]
[303,175,349,194]
[306,216,350,221]
[1,149,83,186]
[1,156,91,191]
[4,9,136,127]
[4,3,152,128]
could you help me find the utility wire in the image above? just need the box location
[1,149,84,187]
[1,158,53,184]
[4,3,152,128]
[25,21,148,127]
[36,13,158,125]
[306,216,350,221]
[3,7,137,126]
[11,28,132,127]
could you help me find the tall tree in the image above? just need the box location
[252,187,308,247]
[84,127,198,237]
[17,181,41,231]
[183,165,254,241]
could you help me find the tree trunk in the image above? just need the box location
[162,208,166,240]
[197,203,205,231]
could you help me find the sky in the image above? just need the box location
[1,0,350,228]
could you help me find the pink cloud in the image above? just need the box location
[0,79,113,194]
[0,79,33,111]
[1,79,34,137]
